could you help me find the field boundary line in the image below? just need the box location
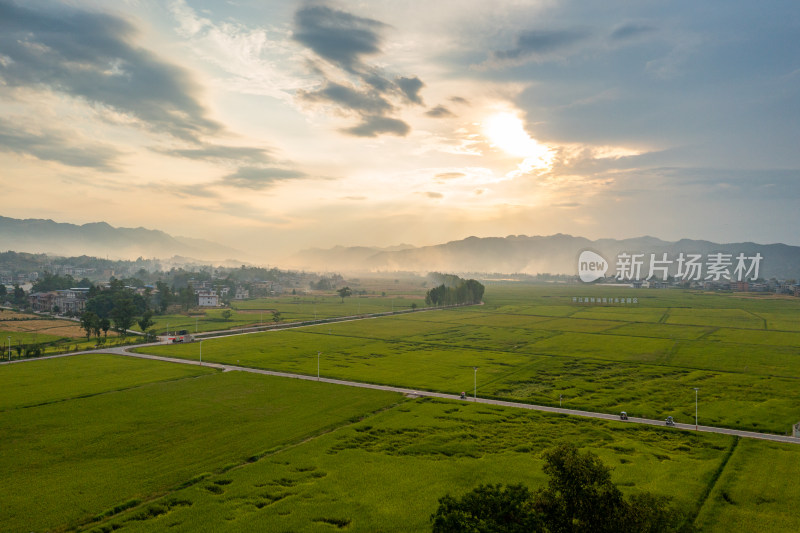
[689,435,740,528]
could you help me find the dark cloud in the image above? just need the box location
[426,105,455,118]
[396,76,424,104]
[0,118,121,170]
[299,81,394,115]
[610,23,656,41]
[155,144,273,165]
[292,3,424,138]
[490,28,589,64]
[0,0,221,142]
[342,115,410,137]
[222,166,307,190]
[450,96,469,105]
[292,4,387,73]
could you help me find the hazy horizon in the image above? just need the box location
[1,0,799,262]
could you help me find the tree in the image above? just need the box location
[535,443,626,532]
[272,310,281,323]
[138,310,155,332]
[221,309,232,321]
[13,284,25,306]
[80,311,99,340]
[178,286,196,311]
[431,443,693,533]
[110,293,137,336]
[155,280,172,313]
[336,286,352,303]
[431,483,544,533]
[0,284,6,300]
[100,318,111,338]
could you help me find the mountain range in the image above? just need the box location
[288,235,800,280]
[0,216,244,262]
[2,216,798,279]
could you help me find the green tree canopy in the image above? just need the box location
[431,443,693,533]
[32,273,76,292]
[336,286,352,303]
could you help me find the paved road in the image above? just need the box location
[95,344,799,446]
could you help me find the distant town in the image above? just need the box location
[2,249,799,318]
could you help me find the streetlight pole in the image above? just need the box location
[199,340,202,366]
[317,351,321,381]
[693,388,699,430]
[473,367,478,401]
[7,336,10,361]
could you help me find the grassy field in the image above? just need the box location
[137,284,800,434]
[5,283,800,532]
[0,355,401,532]
[90,396,798,533]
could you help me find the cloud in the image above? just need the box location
[610,22,656,41]
[424,191,443,199]
[0,0,221,142]
[155,144,273,165]
[426,105,455,118]
[341,115,410,137]
[487,28,590,67]
[221,166,307,190]
[435,172,466,180]
[299,81,394,115]
[0,118,121,170]
[292,4,387,73]
[396,76,424,104]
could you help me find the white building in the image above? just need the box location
[197,290,219,307]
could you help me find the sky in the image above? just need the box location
[1,0,799,261]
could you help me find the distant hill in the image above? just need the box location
[0,216,244,261]
[288,234,800,279]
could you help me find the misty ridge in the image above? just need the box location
[2,216,797,280]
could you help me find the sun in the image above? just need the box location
[483,111,554,171]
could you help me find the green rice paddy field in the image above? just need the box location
[3,284,800,532]
[136,294,424,335]
[140,284,800,434]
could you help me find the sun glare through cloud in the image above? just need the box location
[483,111,554,173]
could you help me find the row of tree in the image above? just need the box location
[431,442,693,532]
[425,277,485,307]
[79,279,154,339]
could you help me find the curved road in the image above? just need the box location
[93,344,800,446]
